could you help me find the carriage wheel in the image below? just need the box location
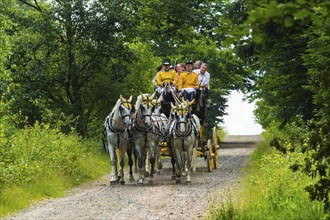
[206,139,213,172]
[212,127,219,169]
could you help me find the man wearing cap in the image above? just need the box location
[155,58,177,98]
[156,59,177,87]
[178,60,198,101]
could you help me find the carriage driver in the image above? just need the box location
[155,58,177,98]
[178,60,198,102]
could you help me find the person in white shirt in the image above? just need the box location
[198,63,210,92]
[195,63,211,107]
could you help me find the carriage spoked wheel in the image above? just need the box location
[206,139,213,172]
[212,127,219,169]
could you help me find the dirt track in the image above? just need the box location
[4,135,261,220]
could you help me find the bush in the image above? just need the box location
[0,122,109,217]
[208,141,328,220]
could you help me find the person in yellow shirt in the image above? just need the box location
[178,60,198,101]
[156,59,176,87]
[155,58,177,98]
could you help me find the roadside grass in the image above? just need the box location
[0,124,110,218]
[207,141,327,220]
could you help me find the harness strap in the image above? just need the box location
[107,113,126,133]
[145,131,148,149]
[117,133,120,149]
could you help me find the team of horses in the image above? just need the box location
[103,86,201,185]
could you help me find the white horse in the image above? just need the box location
[131,93,159,184]
[104,95,133,185]
[169,100,200,183]
[144,96,168,174]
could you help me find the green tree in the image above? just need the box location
[4,0,139,136]
[227,0,330,211]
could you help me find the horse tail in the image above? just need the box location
[102,127,108,152]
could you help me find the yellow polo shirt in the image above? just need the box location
[156,69,177,86]
[178,72,198,91]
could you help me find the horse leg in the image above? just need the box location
[108,140,118,185]
[136,144,145,184]
[191,148,197,173]
[186,146,194,183]
[156,144,162,173]
[148,142,156,184]
[127,144,135,182]
[144,148,150,178]
[133,147,138,173]
[182,151,187,176]
[174,146,183,184]
[168,140,176,180]
[119,148,126,185]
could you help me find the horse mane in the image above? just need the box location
[111,98,122,115]
[135,93,152,109]
[135,95,143,111]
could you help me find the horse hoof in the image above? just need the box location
[149,179,154,184]
[110,180,118,185]
[144,171,150,178]
[119,180,125,185]
[175,178,181,184]
[171,175,176,180]
[157,162,163,169]
[138,180,143,185]
[129,177,135,183]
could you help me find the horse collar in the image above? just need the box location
[174,119,193,138]
[107,113,126,133]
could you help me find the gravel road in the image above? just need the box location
[4,135,261,220]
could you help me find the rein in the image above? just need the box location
[170,86,182,105]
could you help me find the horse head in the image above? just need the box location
[136,93,155,127]
[162,84,175,103]
[152,94,163,116]
[119,95,133,127]
[171,101,193,135]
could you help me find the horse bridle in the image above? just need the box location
[107,102,132,133]
[119,105,131,121]
[173,108,193,138]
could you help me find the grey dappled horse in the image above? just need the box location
[131,93,160,184]
[145,96,168,174]
[104,95,133,185]
[169,100,200,183]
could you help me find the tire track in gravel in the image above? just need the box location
[4,135,261,220]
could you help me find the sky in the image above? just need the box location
[221,90,263,135]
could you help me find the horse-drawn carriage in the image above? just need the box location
[103,84,220,185]
[157,84,219,173]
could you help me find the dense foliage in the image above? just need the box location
[227,0,330,212]
[0,0,246,138]
[209,140,327,219]
[0,116,109,216]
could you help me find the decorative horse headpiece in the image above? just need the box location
[141,92,155,108]
[120,95,133,109]
[152,94,162,107]
[170,99,194,117]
